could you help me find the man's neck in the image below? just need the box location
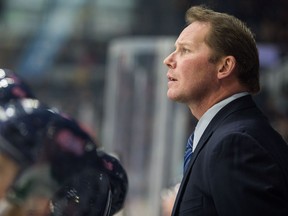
[189,88,248,120]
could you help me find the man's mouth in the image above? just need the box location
[168,75,177,81]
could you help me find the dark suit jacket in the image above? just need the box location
[172,95,288,216]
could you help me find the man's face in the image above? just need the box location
[0,153,19,199]
[163,21,219,107]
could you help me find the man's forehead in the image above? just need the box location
[175,22,210,46]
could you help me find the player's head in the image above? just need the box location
[2,110,99,215]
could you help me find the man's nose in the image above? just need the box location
[163,53,176,69]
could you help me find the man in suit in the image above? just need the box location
[163,5,288,216]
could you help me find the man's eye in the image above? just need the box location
[181,48,190,53]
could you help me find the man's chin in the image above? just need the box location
[167,92,184,103]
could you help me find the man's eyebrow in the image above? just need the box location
[175,41,186,47]
[175,41,194,48]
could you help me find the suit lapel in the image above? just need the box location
[172,128,213,215]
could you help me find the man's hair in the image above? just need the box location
[186,5,260,94]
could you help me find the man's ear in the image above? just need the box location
[217,56,236,79]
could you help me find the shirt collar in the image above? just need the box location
[192,92,249,151]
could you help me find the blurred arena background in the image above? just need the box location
[0,0,287,215]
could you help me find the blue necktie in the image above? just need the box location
[184,133,194,173]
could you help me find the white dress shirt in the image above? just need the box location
[192,92,249,152]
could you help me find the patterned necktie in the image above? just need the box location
[183,133,194,173]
